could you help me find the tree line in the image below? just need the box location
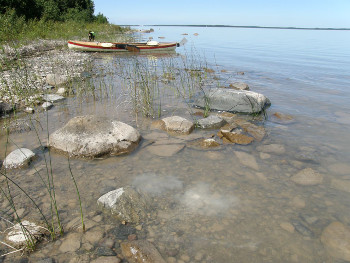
[0,0,108,23]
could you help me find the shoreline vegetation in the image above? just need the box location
[124,24,350,31]
[0,0,129,48]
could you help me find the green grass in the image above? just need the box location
[0,11,130,48]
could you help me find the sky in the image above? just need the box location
[94,0,350,28]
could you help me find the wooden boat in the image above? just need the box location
[67,40,179,52]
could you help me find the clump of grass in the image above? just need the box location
[0,114,85,256]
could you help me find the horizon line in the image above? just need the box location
[119,24,350,31]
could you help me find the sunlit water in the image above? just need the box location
[1,26,350,262]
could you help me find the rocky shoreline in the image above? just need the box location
[0,40,91,114]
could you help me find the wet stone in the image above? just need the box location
[235,120,266,142]
[121,240,166,263]
[291,196,306,208]
[46,73,69,87]
[6,220,47,248]
[271,112,295,124]
[128,234,137,241]
[96,247,116,256]
[90,257,121,263]
[109,224,136,240]
[291,168,323,186]
[280,222,295,233]
[193,87,271,114]
[42,94,65,102]
[229,82,250,90]
[219,131,254,145]
[321,222,350,262]
[196,115,226,129]
[42,102,53,110]
[49,115,141,158]
[295,147,319,163]
[256,144,285,154]
[187,138,221,150]
[161,116,194,135]
[218,112,236,123]
[146,144,185,157]
[259,152,271,160]
[59,233,81,252]
[328,163,350,175]
[3,148,35,169]
[98,187,150,224]
[331,179,350,193]
[24,107,34,114]
[3,118,32,133]
[36,259,54,263]
[84,230,104,244]
[291,220,314,237]
[234,151,259,170]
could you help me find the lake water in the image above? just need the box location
[1,26,350,262]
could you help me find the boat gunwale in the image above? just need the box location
[68,40,178,51]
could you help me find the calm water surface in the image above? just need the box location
[1,26,350,262]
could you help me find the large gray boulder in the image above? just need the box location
[49,115,141,158]
[3,148,35,169]
[194,87,271,114]
[97,186,150,224]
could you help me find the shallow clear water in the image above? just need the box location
[1,27,350,262]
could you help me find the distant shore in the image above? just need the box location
[121,24,350,31]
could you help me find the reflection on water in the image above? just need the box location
[1,27,350,262]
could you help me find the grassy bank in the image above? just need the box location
[0,11,130,48]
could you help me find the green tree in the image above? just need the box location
[95,12,108,24]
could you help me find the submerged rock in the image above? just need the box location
[291,168,323,186]
[234,151,259,170]
[121,240,166,263]
[97,186,150,224]
[59,232,81,253]
[42,94,65,103]
[187,138,221,150]
[91,257,121,263]
[196,115,226,129]
[3,148,35,169]
[6,220,47,248]
[271,112,295,124]
[331,179,350,193]
[161,116,194,135]
[146,144,185,157]
[229,82,250,90]
[49,115,141,158]
[3,118,32,133]
[234,119,266,141]
[321,222,350,261]
[193,87,271,114]
[218,112,236,123]
[256,144,285,154]
[219,131,254,145]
